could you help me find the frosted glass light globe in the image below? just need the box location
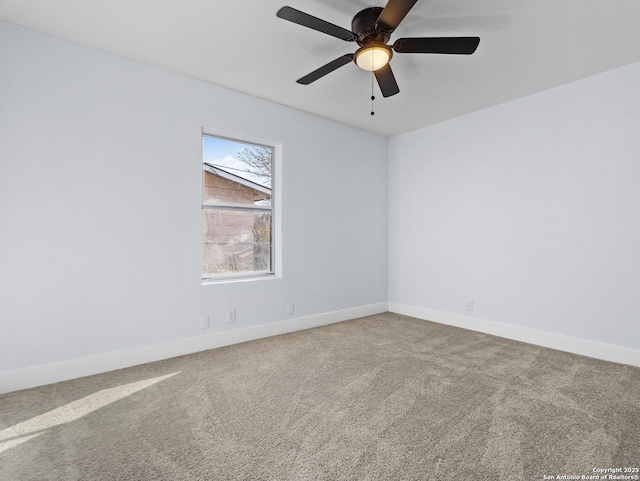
[355,46,391,71]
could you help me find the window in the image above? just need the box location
[202,132,275,281]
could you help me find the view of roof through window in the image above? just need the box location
[201,133,274,278]
[203,135,272,189]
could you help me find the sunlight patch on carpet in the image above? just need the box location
[0,372,179,454]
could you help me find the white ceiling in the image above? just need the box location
[1,0,640,137]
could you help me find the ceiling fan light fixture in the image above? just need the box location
[277,3,480,99]
[355,46,391,71]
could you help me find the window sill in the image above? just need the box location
[201,272,279,286]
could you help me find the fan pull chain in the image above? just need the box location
[370,72,375,116]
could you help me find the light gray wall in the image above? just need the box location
[389,60,640,350]
[0,21,388,372]
[3,17,638,378]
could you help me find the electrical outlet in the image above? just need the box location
[200,315,210,330]
[465,299,473,311]
[287,303,294,316]
[226,309,236,324]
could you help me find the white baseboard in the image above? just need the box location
[0,302,388,394]
[388,302,640,368]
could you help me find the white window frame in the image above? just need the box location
[201,128,282,284]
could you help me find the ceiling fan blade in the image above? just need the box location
[375,0,418,33]
[277,6,356,41]
[297,54,355,85]
[393,37,480,54]
[374,64,400,97]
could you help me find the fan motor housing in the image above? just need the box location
[351,7,391,46]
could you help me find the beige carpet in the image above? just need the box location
[1,313,639,480]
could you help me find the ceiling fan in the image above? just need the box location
[276,0,480,98]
